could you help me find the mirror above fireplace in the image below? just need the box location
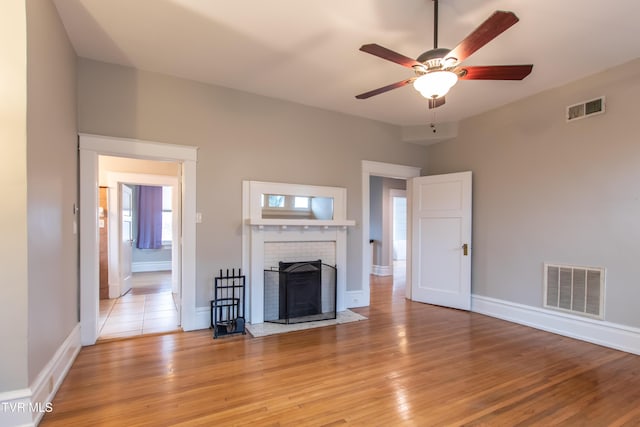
[244,181,355,227]
[261,194,333,220]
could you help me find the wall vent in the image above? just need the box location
[544,263,605,319]
[566,96,605,122]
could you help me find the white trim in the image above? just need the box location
[79,133,197,161]
[472,294,640,356]
[0,325,81,426]
[195,306,211,330]
[346,290,367,308]
[0,390,32,427]
[371,265,393,276]
[79,134,198,345]
[79,148,99,345]
[30,325,81,425]
[361,161,421,306]
[131,261,172,273]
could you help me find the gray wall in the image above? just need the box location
[426,58,640,328]
[26,0,78,384]
[77,58,430,306]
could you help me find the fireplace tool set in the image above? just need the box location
[210,268,246,338]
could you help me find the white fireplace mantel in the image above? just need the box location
[242,181,356,324]
[247,218,355,228]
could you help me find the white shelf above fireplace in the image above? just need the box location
[247,218,356,228]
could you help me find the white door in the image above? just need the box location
[411,171,472,310]
[120,184,134,296]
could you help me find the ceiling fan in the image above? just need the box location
[355,0,533,108]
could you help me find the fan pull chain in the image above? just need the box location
[430,108,437,134]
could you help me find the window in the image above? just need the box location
[161,186,172,243]
[268,195,285,208]
[294,196,309,209]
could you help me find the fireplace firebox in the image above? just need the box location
[279,260,322,319]
[264,261,336,324]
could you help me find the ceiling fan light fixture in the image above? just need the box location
[413,71,458,99]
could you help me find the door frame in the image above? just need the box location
[118,183,134,297]
[79,133,197,345]
[361,160,421,305]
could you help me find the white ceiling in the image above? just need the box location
[53,0,640,126]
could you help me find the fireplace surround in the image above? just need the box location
[243,181,356,324]
[263,260,337,324]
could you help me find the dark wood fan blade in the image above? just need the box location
[428,97,446,109]
[355,77,416,99]
[444,11,519,64]
[457,65,533,80]
[359,44,423,69]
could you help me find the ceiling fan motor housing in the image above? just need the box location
[416,48,455,74]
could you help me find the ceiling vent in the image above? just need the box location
[544,263,605,319]
[566,96,605,122]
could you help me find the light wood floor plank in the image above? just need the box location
[41,275,640,426]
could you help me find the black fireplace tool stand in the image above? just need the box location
[210,269,246,338]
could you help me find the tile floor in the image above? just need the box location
[98,272,180,340]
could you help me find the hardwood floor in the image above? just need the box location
[42,274,640,426]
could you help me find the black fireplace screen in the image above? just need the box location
[264,260,337,324]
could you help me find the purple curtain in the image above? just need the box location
[136,185,163,249]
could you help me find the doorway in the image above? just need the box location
[361,161,421,306]
[97,160,182,340]
[79,134,198,346]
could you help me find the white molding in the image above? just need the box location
[361,161,421,306]
[0,325,81,426]
[346,290,367,308]
[0,388,32,427]
[131,261,172,273]
[79,134,198,344]
[371,264,393,276]
[472,294,640,356]
[195,306,211,331]
[79,133,197,161]
[79,147,100,345]
[30,324,81,425]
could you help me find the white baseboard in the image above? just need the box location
[472,294,640,356]
[346,290,368,308]
[132,261,171,273]
[0,388,32,427]
[194,306,211,331]
[0,324,81,427]
[371,264,392,276]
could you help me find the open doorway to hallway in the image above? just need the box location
[97,156,181,340]
[369,176,407,294]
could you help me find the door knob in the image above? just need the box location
[462,243,469,256]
